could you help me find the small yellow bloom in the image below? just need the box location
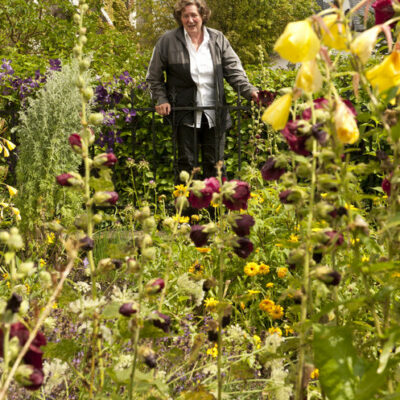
[191,214,200,222]
[350,238,360,245]
[366,50,400,97]
[288,234,299,243]
[321,14,348,51]
[11,207,21,221]
[25,283,31,294]
[196,247,211,253]
[266,282,274,288]
[258,263,270,274]
[262,93,293,131]
[361,256,370,263]
[2,272,9,280]
[274,20,320,63]
[244,262,259,277]
[391,272,400,278]
[295,59,323,94]
[247,290,261,295]
[52,302,58,309]
[173,215,190,224]
[206,344,218,358]
[275,243,283,247]
[350,26,381,64]
[310,368,319,379]
[40,258,47,267]
[277,267,288,278]
[6,185,17,197]
[253,334,262,349]
[204,297,219,309]
[284,325,294,336]
[268,327,283,336]
[189,261,204,275]
[269,304,284,320]
[240,301,246,310]
[259,298,275,312]
[173,184,188,198]
[46,232,55,244]
[4,139,16,151]
[334,100,359,144]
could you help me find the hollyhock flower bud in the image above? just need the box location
[126,257,140,273]
[321,14,349,51]
[93,153,117,168]
[222,304,232,328]
[92,191,118,206]
[372,0,395,24]
[262,93,293,130]
[6,293,22,313]
[350,26,381,64]
[97,258,121,272]
[179,170,190,183]
[273,20,320,63]
[142,247,156,260]
[325,230,344,246]
[188,177,220,209]
[151,311,171,333]
[119,302,139,317]
[295,59,323,94]
[207,319,219,342]
[315,266,342,286]
[15,365,44,391]
[88,113,104,125]
[145,278,165,295]
[229,214,255,237]
[349,215,370,235]
[316,202,335,219]
[68,134,82,153]
[79,236,94,251]
[82,87,94,101]
[203,277,217,292]
[190,225,209,247]
[74,214,88,229]
[382,177,391,195]
[311,123,328,145]
[255,90,276,107]
[222,180,251,211]
[334,100,359,144]
[56,172,83,187]
[175,195,189,210]
[140,347,157,369]
[233,237,254,259]
[288,248,306,268]
[279,189,303,204]
[261,157,286,181]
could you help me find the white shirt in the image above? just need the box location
[184,28,215,128]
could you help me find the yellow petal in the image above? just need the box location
[262,93,293,131]
[334,101,359,144]
[6,185,17,197]
[3,146,9,158]
[4,139,16,151]
[274,20,320,63]
[365,50,400,96]
[322,14,349,51]
[295,59,323,94]
[350,26,380,64]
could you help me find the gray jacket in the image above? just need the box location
[146,26,257,131]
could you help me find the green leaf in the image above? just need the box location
[43,339,80,362]
[102,302,121,319]
[140,320,170,339]
[89,168,115,192]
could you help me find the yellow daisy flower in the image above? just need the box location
[244,262,259,277]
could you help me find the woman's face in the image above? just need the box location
[181,4,203,36]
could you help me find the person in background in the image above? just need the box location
[146,0,258,181]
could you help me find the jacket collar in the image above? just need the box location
[175,25,217,46]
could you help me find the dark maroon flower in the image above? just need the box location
[317,269,342,286]
[68,133,82,153]
[382,177,391,195]
[6,293,22,313]
[261,158,286,181]
[119,302,138,317]
[255,90,276,107]
[146,278,165,294]
[152,311,171,333]
[143,351,157,368]
[281,121,311,156]
[188,177,220,209]
[233,237,254,258]
[230,214,255,237]
[325,230,344,246]
[93,153,117,167]
[279,190,295,204]
[190,225,209,247]
[328,206,348,219]
[79,236,94,251]
[372,0,395,24]
[17,367,45,391]
[56,173,75,186]
[223,180,251,211]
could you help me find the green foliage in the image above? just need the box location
[15,61,88,233]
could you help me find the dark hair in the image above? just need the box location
[173,0,211,25]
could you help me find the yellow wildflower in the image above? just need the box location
[350,26,381,64]
[11,207,21,221]
[258,263,270,274]
[361,256,370,263]
[6,185,17,197]
[277,267,288,278]
[206,344,218,358]
[262,93,293,131]
[274,20,320,63]
[350,238,360,245]
[4,139,16,151]
[173,184,188,198]
[391,272,400,278]
[253,334,262,349]
[46,232,55,244]
[196,247,211,253]
[266,282,274,288]
[284,325,294,336]
[2,272,9,280]
[40,258,46,267]
[269,305,284,320]
[191,214,200,222]
[189,262,204,275]
[275,204,282,213]
[288,234,299,243]
[310,368,319,379]
[204,297,219,309]
[240,301,246,310]
[295,59,323,94]
[321,14,348,50]
[334,100,359,144]
[275,243,283,247]
[173,215,190,224]
[244,262,259,277]
[259,299,275,313]
[25,283,31,294]
[268,327,283,336]
[247,290,261,295]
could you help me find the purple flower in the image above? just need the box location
[281,121,311,156]
[93,153,118,167]
[119,303,138,317]
[233,237,254,258]
[190,225,209,247]
[24,368,44,391]
[382,177,391,196]
[145,278,165,294]
[372,0,395,24]
[49,58,62,71]
[111,90,123,104]
[92,191,119,206]
[69,134,82,153]
[152,311,171,333]
[1,59,14,75]
[189,177,220,209]
[94,85,111,104]
[302,98,329,120]
[56,173,77,187]
[119,71,133,85]
[230,214,255,236]
[222,180,251,211]
[122,108,137,123]
[261,158,286,181]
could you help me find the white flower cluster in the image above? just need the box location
[43,358,70,395]
[69,296,106,318]
[176,273,204,307]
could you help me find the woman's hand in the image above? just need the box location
[155,102,171,116]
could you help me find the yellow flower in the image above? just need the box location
[268,327,283,336]
[247,290,261,295]
[366,50,400,97]
[25,283,31,294]
[240,301,246,310]
[391,272,400,278]
[277,267,288,278]
[262,93,293,131]
[189,261,204,275]
[206,344,218,358]
[350,238,360,245]
[2,272,9,280]
[40,258,46,267]
[275,243,283,247]
[334,100,359,144]
[253,334,262,349]
[361,256,370,263]
[288,234,299,243]
[274,20,320,63]
[269,304,284,320]
[4,139,16,151]
[196,247,211,253]
[321,14,348,51]
[295,59,323,94]
[266,282,274,288]
[284,325,294,336]
[11,207,21,221]
[6,185,17,197]
[173,215,190,224]
[204,297,219,309]
[191,214,200,222]
[310,368,319,379]
[244,262,259,277]
[173,184,188,198]
[46,232,55,244]
[350,26,381,64]
[275,204,282,213]
[259,298,275,312]
[258,263,270,274]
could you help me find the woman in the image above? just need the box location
[146,0,258,180]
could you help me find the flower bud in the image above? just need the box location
[75,76,85,88]
[126,257,140,273]
[0,231,10,242]
[81,3,89,12]
[151,311,171,333]
[140,346,157,369]
[145,278,164,295]
[142,217,156,233]
[74,214,88,229]
[81,87,94,101]
[233,237,254,259]
[175,195,189,210]
[162,217,175,229]
[73,14,81,24]
[93,153,117,168]
[279,189,303,205]
[179,170,190,183]
[39,271,52,288]
[97,258,121,272]
[8,228,24,250]
[203,277,217,292]
[79,236,94,252]
[349,214,369,235]
[6,293,22,313]
[142,247,156,260]
[315,266,342,286]
[206,319,219,342]
[79,27,87,35]
[89,113,104,125]
[68,134,82,153]
[18,262,35,277]
[288,248,306,267]
[56,172,83,188]
[72,45,82,57]
[93,213,103,224]
[315,202,335,219]
[15,365,44,391]
[190,225,209,247]
[92,191,118,206]
[119,302,139,317]
[228,214,255,237]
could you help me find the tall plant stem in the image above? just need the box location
[217,251,224,400]
[295,138,318,400]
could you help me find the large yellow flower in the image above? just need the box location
[365,50,400,97]
[321,14,348,51]
[334,100,359,144]
[262,93,293,131]
[274,20,320,63]
[350,26,381,64]
[295,59,323,94]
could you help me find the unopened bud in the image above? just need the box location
[119,302,139,317]
[89,113,104,125]
[81,87,94,101]
[142,217,156,233]
[126,257,140,273]
[145,278,165,295]
[179,170,190,183]
[93,213,103,224]
[39,271,52,288]
[175,195,189,210]
[142,247,156,260]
